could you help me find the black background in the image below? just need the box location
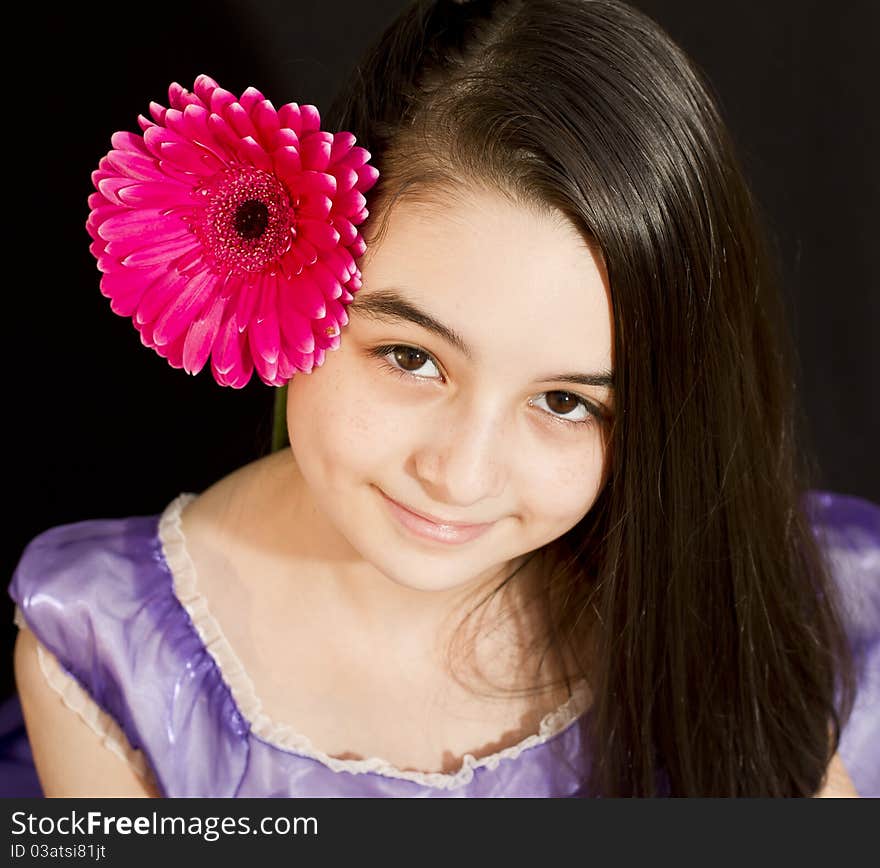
[4,0,878,701]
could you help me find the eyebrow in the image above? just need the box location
[349,288,615,390]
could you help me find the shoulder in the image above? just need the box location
[804,491,880,798]
[13,621,161,797]
[9,508,166,660]
[11,509,161,587]
[814,752,860,798]
[803,490,880,648]
[9,496,255,797]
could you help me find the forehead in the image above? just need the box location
[353,185,613,373]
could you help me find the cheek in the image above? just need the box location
[521,433,606,526]
[286,360,410,475]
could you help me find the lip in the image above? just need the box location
[378,489,496,545]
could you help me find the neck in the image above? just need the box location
[236,449,546,678]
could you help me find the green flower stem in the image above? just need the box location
[271,384,289,452]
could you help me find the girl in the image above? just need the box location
[8,0,878,797]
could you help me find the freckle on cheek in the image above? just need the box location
[339,401,381,441]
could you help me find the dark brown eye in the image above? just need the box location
[545,392,580,415]
[393,347,430,371]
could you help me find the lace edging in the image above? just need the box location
[13,605,154,787]
[159,493,592,790]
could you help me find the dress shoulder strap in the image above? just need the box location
[8,503,251,796]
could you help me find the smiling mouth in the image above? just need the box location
[377,488,496,545]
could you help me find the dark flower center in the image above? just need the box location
[234,199,270,240]
[188,166,294,275]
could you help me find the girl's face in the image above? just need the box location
[286,184,613,596]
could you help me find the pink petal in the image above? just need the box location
[314,322,341,351]
[111,131,151,156]
[297,218,340,252]
[320,247,354,283]
[278,303,316,354]
[142,123,196,160]
[233,136,272,172]
[232,276,261,331]
[299,194,332,220]
[309,259,343,300]
[116,234,199,267]
[209,86,238,116]
[294,236,318,266]
[299,104,321,134]
[86,204,118,237]
[254,354,279,386]
[96,176,139,205]
[271,127,300,150]
[277,102,304,136]
[336,245,357,276]
[280,245,306,276]
[104,149,163,182]
[251,100,280,150]
[211,312,255,386]
[329,131,356,165]
[296,170,337,197]
[157,140,221,175]
[330,215,357,246]
[175,245,209,275]
[313,296,347,351]
[331,166,358,194]
[284,345,316,374]
[89,238,109,268]
[223,101,259,141]
[299,131,332,171]
[217,270,239,301]
[111,227,199,268]
[178,102,212,134]
[135,267,195,326]
[333,188,367,217]
[165,105,229,167]
[168,81,205,111]
[148,101,167,124]
[97,209,189,243]
[335,145,370,171]
[271,146,303,186]
[276,350,297,382]
[100,270,151,317]
[154,328,187,368]
[153,267,218,346]
[206,111,241,155]
[183,293,227,374]
[284,271,326,319]
[356,163,380,193]
[249,276,281,364]
[115,181,196,209]
[193,74,221,105]
[326,295,350,328]
[238,86,266,114]
[350,235,367,258]
[346,272,362,292]
[211,313,241,375]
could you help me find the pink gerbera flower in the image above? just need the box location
[86,74,379,387]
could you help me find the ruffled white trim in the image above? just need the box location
[159,492,592,790]
[13,605,156,789]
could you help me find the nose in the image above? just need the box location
[410,394,507,510]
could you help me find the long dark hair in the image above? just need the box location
[274,0,857,796]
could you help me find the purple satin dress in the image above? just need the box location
[3,489,878,797]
